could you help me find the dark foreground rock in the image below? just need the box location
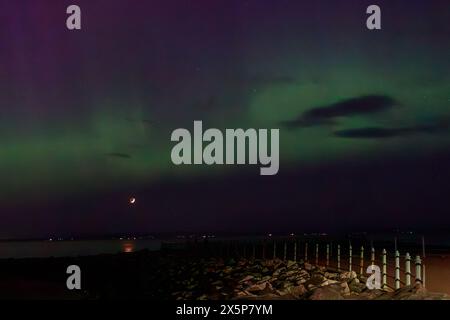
[0,250,448,300]
[162,257,448,300]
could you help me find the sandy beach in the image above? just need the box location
[423,254,450,294]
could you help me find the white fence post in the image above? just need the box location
[293,240,297,262]
[305,242,308,262]
[422,236,426,288]
[395,250,400,290]
[326,244,330,268]
[422,262,426,288]
[382,249,387,289]
[315,243,319,265]
[415,255,422,285]
[349,244,352,272]
[273,241,276,260]
[337,244,341,272]
[360,246,364,276]
[405,252,411,286]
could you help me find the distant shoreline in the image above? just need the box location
[0,235,449,260]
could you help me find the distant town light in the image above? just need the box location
[123,243,134,253]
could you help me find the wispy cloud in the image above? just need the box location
[334,122,450,139]
[281,95,397,128]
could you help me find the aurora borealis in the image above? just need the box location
[1,0,450,238]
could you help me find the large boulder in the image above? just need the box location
[355,289,386,300]
[390,284,448,300]
[288,284,307,299]
[246,282,274,295]
[309,284,344,300]
[348,278,366,293]
[304,263,314,271]
[339,271,357,281]
[340,282,351,296]
[306,273,325,286]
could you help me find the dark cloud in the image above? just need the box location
[281,117,337,128]
[334,122,450,139]
[334,127,410,138]
[305,95,397,118]
[281,95,397,128]
[105,152,132,159]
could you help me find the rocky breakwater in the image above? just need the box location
[171,258,449,300]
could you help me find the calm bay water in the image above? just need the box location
[0,239,162,259]
[1,233,448,259]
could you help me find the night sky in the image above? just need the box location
[1,0,450,238]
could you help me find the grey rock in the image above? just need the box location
[305,274,325,286]
[287,260,297,268]
[309,284,344,300]
[349,279,366,293]
[339,271,357,281]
